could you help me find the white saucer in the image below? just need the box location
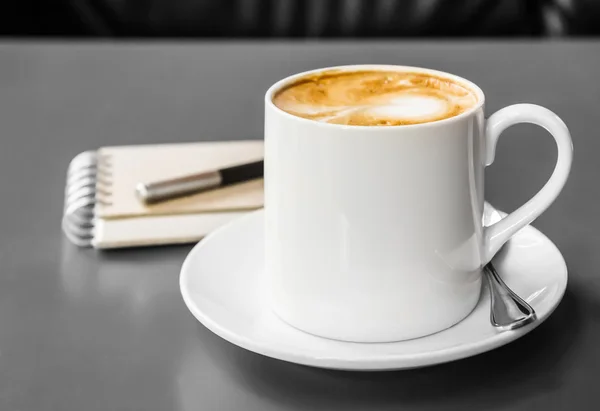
[180,205,567,371]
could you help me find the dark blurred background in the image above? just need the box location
[2,0,599,38]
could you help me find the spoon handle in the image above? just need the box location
[485,263,537,330]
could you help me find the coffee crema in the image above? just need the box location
[272,70,479,126]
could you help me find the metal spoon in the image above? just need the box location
[484,262,536,330]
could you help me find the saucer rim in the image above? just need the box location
[180,209,568,370]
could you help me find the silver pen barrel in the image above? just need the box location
[136,170,222,204]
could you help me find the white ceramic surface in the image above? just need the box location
[180,205,568,371]
[264,65,572,342]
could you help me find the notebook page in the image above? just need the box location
[95,141,264,219]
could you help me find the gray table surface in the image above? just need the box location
[0,40,598,411]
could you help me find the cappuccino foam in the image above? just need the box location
[272,70,478,126]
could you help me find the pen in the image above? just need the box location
[136,160,263,204]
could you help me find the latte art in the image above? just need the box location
[272,70,478,126]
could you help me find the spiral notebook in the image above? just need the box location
[63,141,264,249]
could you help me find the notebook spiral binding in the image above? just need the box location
[62,151,113,247]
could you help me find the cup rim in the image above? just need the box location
[265,64,485,130]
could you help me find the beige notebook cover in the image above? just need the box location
[63,141,264,249]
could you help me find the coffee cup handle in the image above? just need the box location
[482,103,573,264]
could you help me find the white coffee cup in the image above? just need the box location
[264,65,572,343]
